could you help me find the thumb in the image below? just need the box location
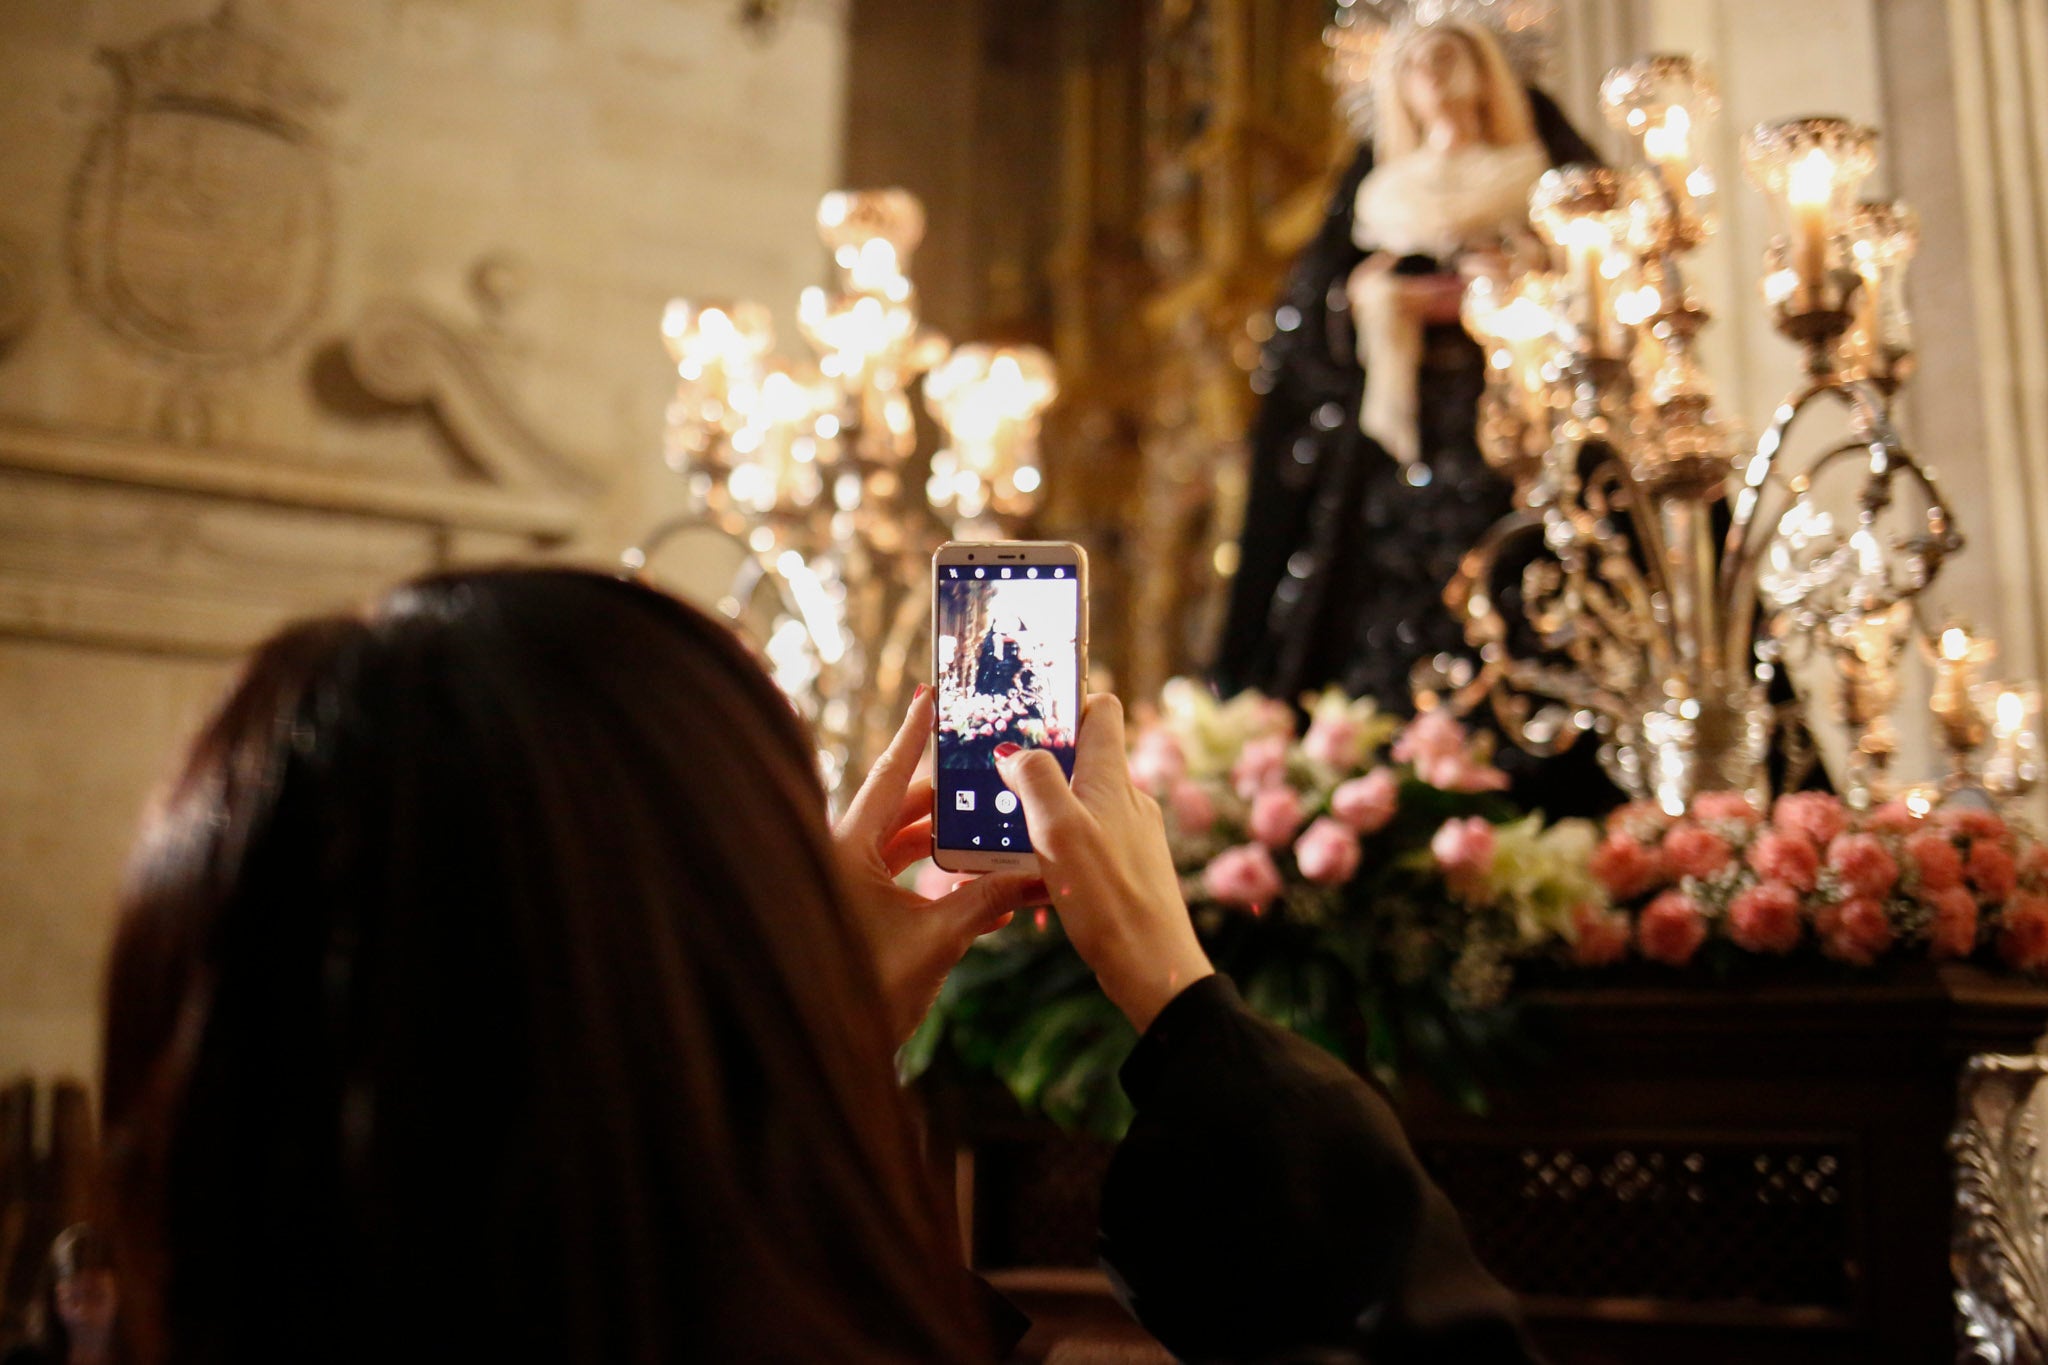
[997,748,1080,836]
[930,872,1043,934]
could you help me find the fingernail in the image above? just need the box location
[913,683,930,702]
[993,742,1021,759]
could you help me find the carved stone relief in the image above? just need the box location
[67,4,336,371]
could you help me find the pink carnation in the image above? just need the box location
[1692,791,1763,825]
[2021,843,2048,886]
[1728,882,1804,955]
[1827,833,1899,900]
[1130,727,1188,793]
[914,862,973,901]
[1231,734,1289,798]
[1392,708,1468,766]
[1331,768,1399,835]
[1662,823,1733,881]
[1201,843,1284,907]
[1999,892,2048,970]
[1928,887,1980,960]
[1294,817,1363,886]
[1747,830,1820,892]
[1249,785,1306,849]
[1638,890,1708,966]
[1301,713,1364,769]
[1773,792,1848,848]
[1970,840,2019,902]
[1815,897,1893,966]
[1431,816,1497,897]
[1864,800,1925,835]
[1941,806,2010,845]
[1570,903,1632,967]
[1905,831,1963,891]
[1167,779,1217,836]
[1590,833,1666,901]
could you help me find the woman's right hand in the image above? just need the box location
[996,695,1214,1032]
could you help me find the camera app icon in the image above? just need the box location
[954,790,976,812]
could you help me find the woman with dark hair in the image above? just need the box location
[101,568,1537,1363]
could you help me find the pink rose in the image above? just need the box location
[1827,833,1899,900]
[1415,751,1512,793]
[1999,892,2048,970]
[1331,768,1400,835]
[1294,817,1363,886]
[1249,785,1306,849]
[1692,791,1763,825]
[1864,800,1925,834]
[1906,832,1963,891]
[1570,903,1632,967]
[1747,830,1820,892]
[1638,890,1708,966]
[914,862,973,901]
[1970,840,2019,902]
[1928,886,1980,959]
[1941,806,2011,844]
[1201,843,1285,906]
[1431,816,1498,897]
[1815,897,1893,966]
[1301,713,1364,769]
[1130,727,1188,793]
[1728,882,1804,955]
[1774,792,1848,849]
[1167,779,1217,836]
[1590,833,1666,901]
[1393,708,1467,766]
[1231,734,1289,799]
[1662,823,1734,880]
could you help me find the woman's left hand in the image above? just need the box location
[835,686,1045,1044]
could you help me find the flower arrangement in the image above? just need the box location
[904,682,2048,1138]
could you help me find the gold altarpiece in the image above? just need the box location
[1041,0,1345,699]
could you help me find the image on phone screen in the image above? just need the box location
[934,565,1080,856]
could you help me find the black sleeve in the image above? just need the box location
[1099,975,1541,1364]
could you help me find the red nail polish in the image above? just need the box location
[913,683,930,701]
[993,742,1022,759]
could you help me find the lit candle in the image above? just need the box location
[1558,219,1612,358]
[1985,684,2041,797]
[1786,147,1836,310]
[1643,105,1694,218]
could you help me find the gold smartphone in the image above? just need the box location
[930,541,1089,875]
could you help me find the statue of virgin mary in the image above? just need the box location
[1213,12,1618,815]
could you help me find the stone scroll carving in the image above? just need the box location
[67,4,336,369]
[340,299,603,497]
[1955,1052,2048,1363]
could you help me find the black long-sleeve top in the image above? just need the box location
[1093,975,1541,1364]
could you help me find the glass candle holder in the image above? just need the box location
[1530,168,1629,360]
[1741,118,1878,326]
[922,343,1057,526]
[1841,200,1919,389]
[1600,55,1720,249]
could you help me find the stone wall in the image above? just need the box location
[0,0,846,1086]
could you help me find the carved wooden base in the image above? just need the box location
[951,964,2048,1365]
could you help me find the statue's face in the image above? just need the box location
[1399,28,1484,125]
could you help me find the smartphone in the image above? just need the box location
[931,540,1089,874]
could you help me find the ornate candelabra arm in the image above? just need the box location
[1720,376,1932,666]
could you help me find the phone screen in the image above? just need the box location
[934,560,1081,857]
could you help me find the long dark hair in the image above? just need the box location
[100,569,986,1364]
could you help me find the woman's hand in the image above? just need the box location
[996,695,1214,1033]
[835,687,1044,1045]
